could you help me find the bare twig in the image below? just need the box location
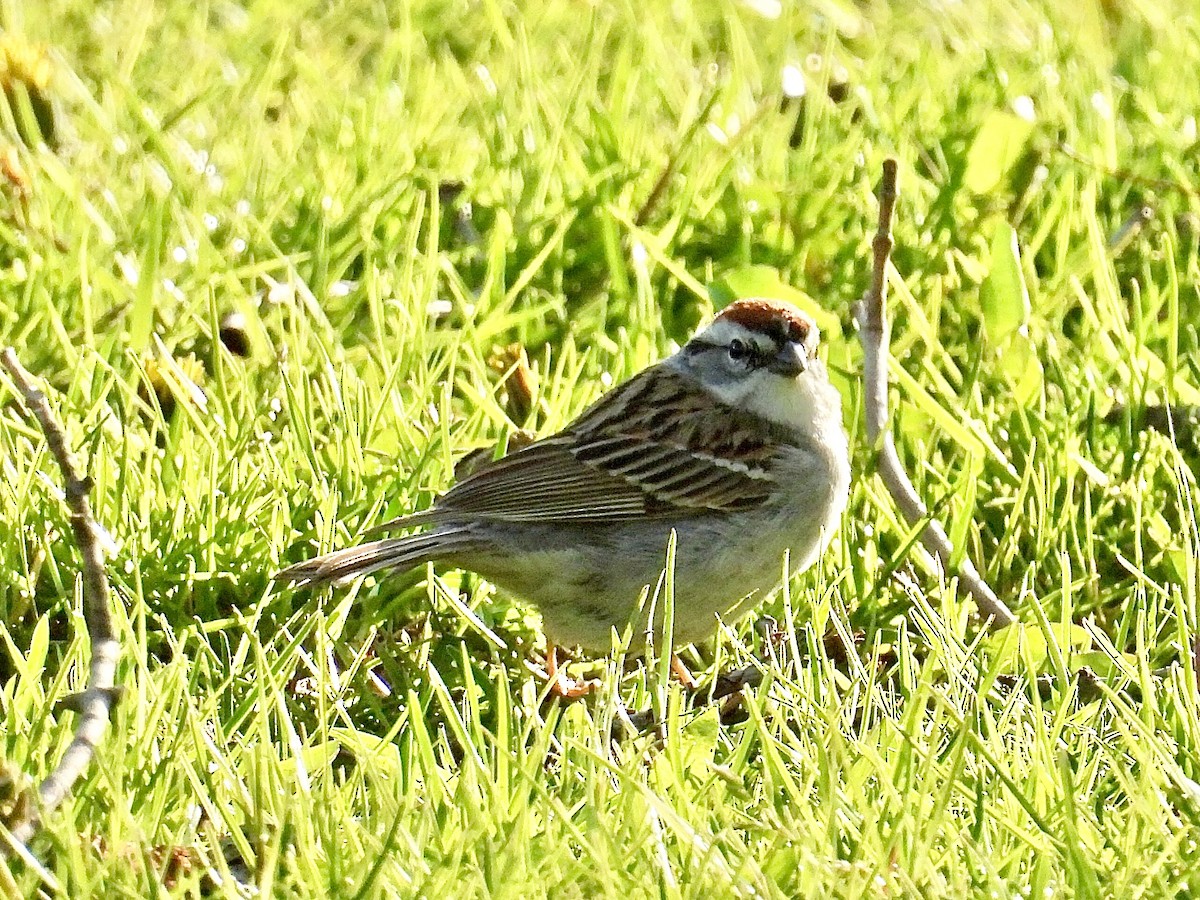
[0,349,121,848]
[1057,142,1199,201]
[634,89,723,227]
[854,161,1017,629]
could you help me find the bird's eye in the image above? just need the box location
[728,338,749,361]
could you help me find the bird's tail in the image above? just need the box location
[274,527,476,587]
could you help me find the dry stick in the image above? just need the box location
[634,89,724,227]
[854,161,1017,629]
[1056,142,1199,201]
[0,349,121,848]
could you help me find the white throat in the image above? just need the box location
[705,362,845,445]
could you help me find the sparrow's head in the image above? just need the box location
[673,297,834,430]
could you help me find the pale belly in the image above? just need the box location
[439,429,849,650]
[455,502,840,650]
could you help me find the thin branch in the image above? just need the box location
[1056,142,1199,201]
[0,349,121,848]
[854,161,1017,629]
[635,89,723,227]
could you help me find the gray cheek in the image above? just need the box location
[676,358,761,408]
[676,350,741,384]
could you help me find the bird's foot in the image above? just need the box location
[669,654,701,690]
[550,675,596,699]
[710,664,763,701]
[545,645,598,700]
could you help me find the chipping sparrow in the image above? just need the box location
[277,298,851,696]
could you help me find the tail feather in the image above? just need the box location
[362,508,441,538]
[274,528,475,587]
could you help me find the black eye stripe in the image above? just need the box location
[739,339,776,365]
[683,340,720,357]
[684,337,782,368]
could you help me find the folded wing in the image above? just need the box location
[407,366,780,525]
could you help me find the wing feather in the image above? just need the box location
[412,366,783,525]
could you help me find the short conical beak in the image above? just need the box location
[768,341,807,377]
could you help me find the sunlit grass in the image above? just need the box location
[1,0,1199,895]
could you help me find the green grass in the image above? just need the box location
[1,0,1200,895]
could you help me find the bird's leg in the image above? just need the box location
[706,616,776,697]
[545,644,595,699]
[669,654,701,690]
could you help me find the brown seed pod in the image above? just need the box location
[0,37,59,149]
[137,352,207,421]
[488,342,538,424]
[218,311,251,357]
